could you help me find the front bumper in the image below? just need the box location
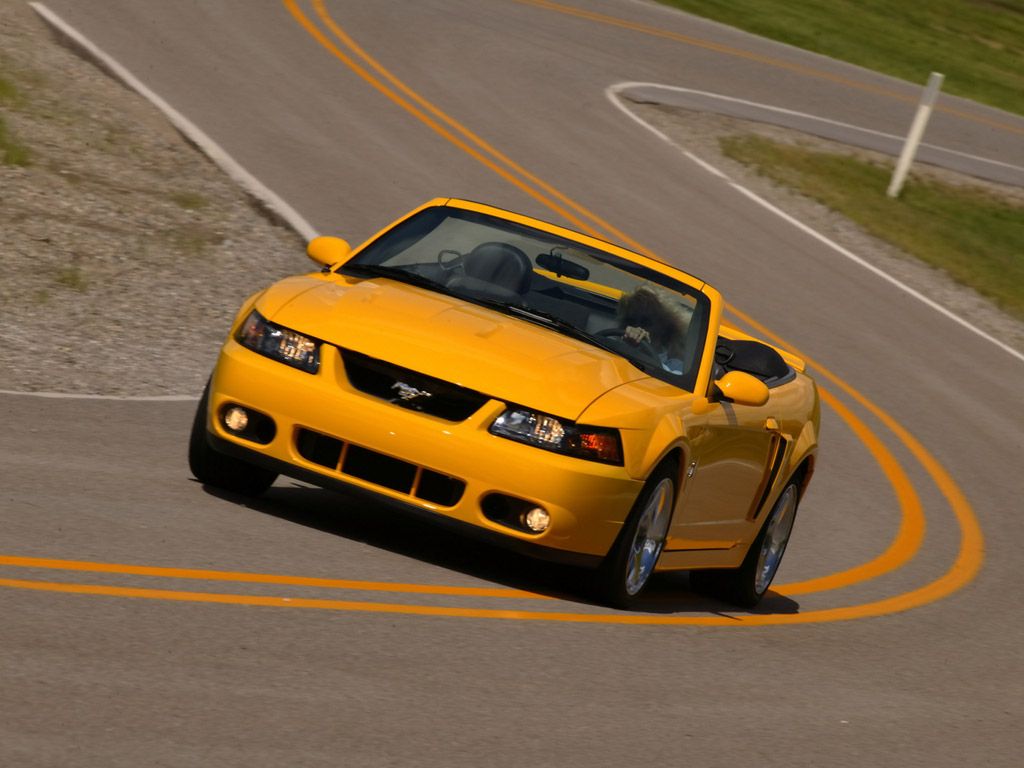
[206,340,643,561]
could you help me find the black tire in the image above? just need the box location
[596,460,677,609]
[690,480,800,607]
[188,381,277,496]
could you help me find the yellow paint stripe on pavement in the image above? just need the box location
[308,0,654,258]
[730,306,985,595]
[773,386,924,596]
[297,0,986,615]
[282,0,604,240]
[0,567,981,626]
[1,2,979,626]
[0,555,550,600]
[288,0,937,601]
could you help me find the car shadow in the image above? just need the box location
[198,480,801,616]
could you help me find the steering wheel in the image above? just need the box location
[596,327,660,363]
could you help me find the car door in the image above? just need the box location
[667,396,781,550]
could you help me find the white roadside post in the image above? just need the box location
[887,71,945,198]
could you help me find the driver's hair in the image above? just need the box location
[618,284,690,356]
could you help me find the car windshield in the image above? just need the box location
[343,206,710,391]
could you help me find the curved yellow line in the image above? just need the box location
[0,566,981,625]
[0,379,923,607]
[281,0,602,239]
[773,385,924,595]
[288,0,940,599]
[516,0,1024,137]
[306,0,652,256]
[0,385,921,605]
[729,306,985,592]
[0,2,979,627]
[0,555,549,600]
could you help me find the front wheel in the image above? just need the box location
[691,481,800,607]
[188,381,277,496]
[597,462,677,609]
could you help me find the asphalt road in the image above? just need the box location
[4,1,1023,765]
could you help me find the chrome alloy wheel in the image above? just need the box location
[624,477,674,596]
[754,484,798,595]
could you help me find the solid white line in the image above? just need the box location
[605,83,1024,365]
[727,184,1024,362]
[615,81,1024,174]
[29,2,320,243]
[682,150,729,180]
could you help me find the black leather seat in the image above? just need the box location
[715,338,790,381]
[462,242,533,295]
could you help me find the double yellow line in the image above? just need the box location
[279,0,982,611]
[0,0,983,626]
[283,0,652,255]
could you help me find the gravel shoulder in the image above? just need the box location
[0,1,306,397]
[1,1,1020,397]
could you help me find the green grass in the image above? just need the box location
[168,225,224,256]
[0,117,31,165]
[170,191,209,210]
[0,71,31,165]
[0,74,21,105]
[719,134,1024,319]
[55,266,88,292]
[659,0,1024,116]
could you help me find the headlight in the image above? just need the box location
[236,310,320,373]
[490,408,623,465]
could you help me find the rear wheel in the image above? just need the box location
[188,381,277,496]
[691,481,800,607]
[597,461,676,609]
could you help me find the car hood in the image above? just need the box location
[266,276,648,420]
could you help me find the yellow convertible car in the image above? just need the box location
[189,198,819,608]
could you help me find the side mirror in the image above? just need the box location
[714,370,769,407]
[306,236,351,270]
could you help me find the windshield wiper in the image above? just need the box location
[505,305,587,336]
[344,263,450,293]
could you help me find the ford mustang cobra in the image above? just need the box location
[189,198,819,608]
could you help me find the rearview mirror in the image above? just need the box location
[714,371,769,407]
[536,251,590,281]
[307,236,351,270]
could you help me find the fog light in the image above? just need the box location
[522,507,550,533]
[223,406,249,433]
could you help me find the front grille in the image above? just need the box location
[295,427,465,507]
[343,445,417,492]
[297,429,342,468]
[341,349,489,422]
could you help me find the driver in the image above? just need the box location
[617,284,690,374]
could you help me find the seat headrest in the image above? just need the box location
[464,242,532,294]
